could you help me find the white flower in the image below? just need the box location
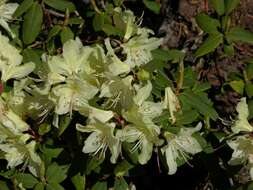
[0,33,35,82]
[47,38,94,84]
[105,38,130,76]
[51,78,99,115]
[163,87,180,124]
[161,123,202,175]
[76,120,120,163]
[0,0,18,37]
[227,135,253,179]
[119,106,162,164]
[134,81,163,119]
[231,97,253,133]
[122,28,162,68]
[0,99,41,176]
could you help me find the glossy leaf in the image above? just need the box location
[114,178,128,190]
[246,83,253,98]
[44,0,76,12]
[143,0,160,14]
[91,181,107,190]
[48,25,62,41]
[196,13,220,34]
[46,183,64,190]
[210,0,225,15]
[195,34,223,57]
[60,27,74,44]
[225,0,240,14]
[16,173,39,188]
[71,173,85,190]
[46,163,68,184]
[229,80,245,95]
[22,2,43,44]
[180,91,218,120]
[13,0,33,18]
[226,27,253,45]
[34,183,44,190]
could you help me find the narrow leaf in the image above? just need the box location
[225,0,240,14]
[14,0,33,18]
[226,27,253,45]
[180,91,218,120]
[48,25,62,41]
[44,0,76,12]
[210,0,225,15]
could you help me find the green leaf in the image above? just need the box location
[22,2,43,44]
[46,163,68,184]
[151,49,185,63]
[0,181,10,190]
[22,48,43,75]
[175,110,199,126]
[58,115,71,136]
[46,183,64,190]
[225,0,240,14]
[91,181,107,190]
[246,83,253,98]
[14,0,33,18]
[48,25,62,41]
[196,13,220,34]
[41,146,63,166]
[223,44,234,56]
[210,0,225,15]
[195,34,223,57]
[71,173,85,190]
[226,27,253,45]
[42,147,63,159]
[246,62,253,80]
[85,157,104,175]
[229,80,245,95]
[143,0,161,14]
[44,0,76,12]
[92,14,105,32]
[180,91,218,120]
[68,18,85,25]
[248,100,253,120]
[38,123,51,135]
[114,178,128,190]
[248,182,253,190]
[114,160,134,177]
[16,173,39,188]
[34,183,44,190]
[113,0,124,7]
[22,48,42,65]
[60,27,74,44]
[102,24,124,37]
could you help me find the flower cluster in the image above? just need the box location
[0,5,223,180]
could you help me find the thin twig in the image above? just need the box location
[45,8,65,17]
[91,0,102,14]
[176,59,184,95]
